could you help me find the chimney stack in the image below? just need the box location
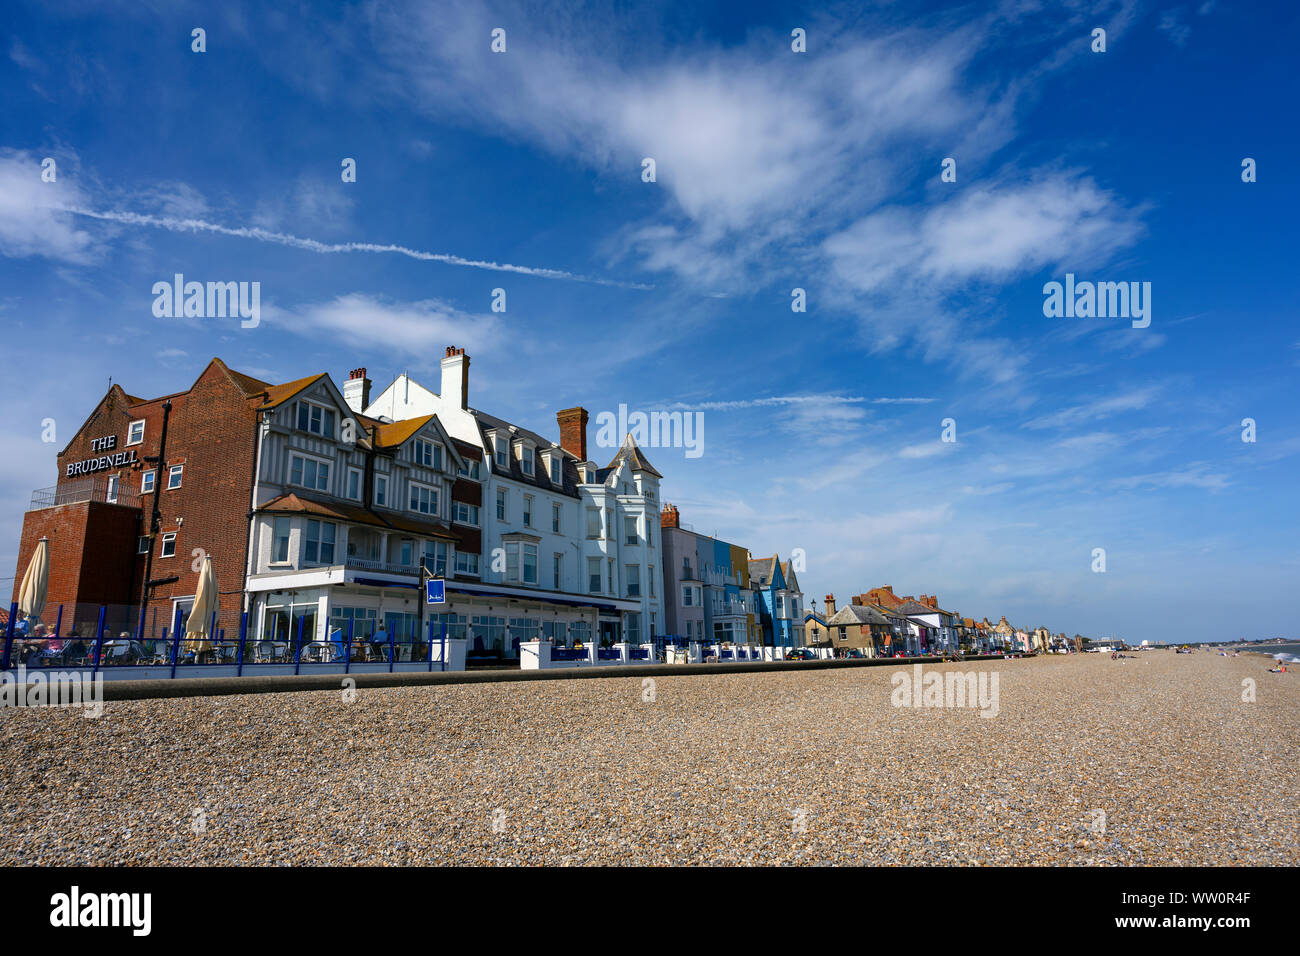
[440,346,470,410]
[824,594,835,618]
[660,503,680,529]
[342,367,371,413]
[557,406,589,462]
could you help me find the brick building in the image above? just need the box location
[13,359,265,637]
[12,352,666,659]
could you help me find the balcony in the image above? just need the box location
[712,600,749,619]
[29,477,141,511]
[343,555,424,577]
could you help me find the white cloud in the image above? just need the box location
[825,175,1144,293]
[0,150,97,264]
[262,294,499,361]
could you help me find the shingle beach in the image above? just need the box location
[2,652,1296,865]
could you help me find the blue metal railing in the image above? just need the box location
[2,603,453,677]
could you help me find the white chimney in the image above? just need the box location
[440,346,470,409]
[343,367,371,413]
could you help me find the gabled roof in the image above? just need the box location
[603,433,663,479]
[896,599,956,617]
[748,556,778,588]
[212,359,272,397]
[259,373,330,410]
[827,604,891,627]
[373,414,436,449]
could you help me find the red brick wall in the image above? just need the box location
[556,407,588,462]
[138,363,259,629]
[11,361,261,637]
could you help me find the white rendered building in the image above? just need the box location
[364,347,664,658]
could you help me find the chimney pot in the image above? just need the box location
[342,367,372,413]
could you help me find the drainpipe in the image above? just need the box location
[136,400,172,639]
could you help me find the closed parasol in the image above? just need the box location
[17,537,50,626]
[185,554,218,655]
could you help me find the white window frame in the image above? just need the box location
[412,438,440,470]
[409,481,439,517]
[346,467,363,501]
[289,453,330,493]
[127,419,145,446]
[160,531,177,558]
[374,474,388,507]
[523,494,533,528]
[271,516,292,564]
[106,474,119,504]
[303,519,337,565]
[552,502,562,533]
[296,400,336,439]
[519,445,535,476]
[141,470,156,494]
[453,501,481,526]
[167,464,184,489]
[496,488,507,522]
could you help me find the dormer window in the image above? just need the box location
[296,401,336,439]
[519,444,535,476]
[542,449,562,485]
[493,434,508,469]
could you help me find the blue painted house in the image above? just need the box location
[748,555,804,647]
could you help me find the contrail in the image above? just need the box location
[58,206,655,290]
[665,395,934,411]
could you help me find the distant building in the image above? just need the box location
[659,504,756,645]
[824,595,893,656]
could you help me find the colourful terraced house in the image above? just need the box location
[748,555,804,648]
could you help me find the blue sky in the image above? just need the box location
[2,0,1296,642]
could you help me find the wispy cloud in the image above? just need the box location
[1022,386,1161,430]
[262,294,498,361]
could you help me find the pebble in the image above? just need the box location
[0,653,1295,865]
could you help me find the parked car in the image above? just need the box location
[786,647,817,660]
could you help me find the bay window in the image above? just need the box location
[303,520,336,564]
